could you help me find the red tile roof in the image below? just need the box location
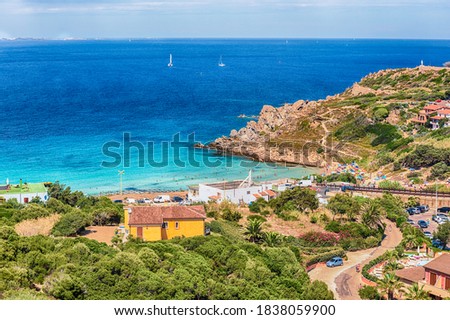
[128,206,206,226]
[395,266,425,283]
[253,193,262,198]
[430,116,444,120]
[266,190,276,197]
[424,254,450,275]
[424,104,445,111]
[438,109,450,115]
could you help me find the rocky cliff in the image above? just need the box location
[206,66,450,170]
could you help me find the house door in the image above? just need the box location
[430,272,437,286]
[137,227,143,239]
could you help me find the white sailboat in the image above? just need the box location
[218,55,225,67]
[168,54,173,67]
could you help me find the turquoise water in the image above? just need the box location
[1,39,449,193]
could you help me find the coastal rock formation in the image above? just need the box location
[207,66,450,169]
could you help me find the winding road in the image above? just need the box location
[308,221,403,300]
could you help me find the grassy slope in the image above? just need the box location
[274,67,450,173]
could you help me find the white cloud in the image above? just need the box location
[1,0,448,14]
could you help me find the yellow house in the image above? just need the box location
[124,205,206,241]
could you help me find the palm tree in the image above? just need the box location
[245,219,263,243]
[383,261,401,273]
[384,250,400,263]
[361,201,384,230]
[377,273,404,300]
[262,232,282,247]
[401,227,430,252]
[404,283,430,300]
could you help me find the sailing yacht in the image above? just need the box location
[218,56,225,67]
[168,54,173,67]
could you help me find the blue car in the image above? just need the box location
[417,220,429,228]
[326,257,343,267]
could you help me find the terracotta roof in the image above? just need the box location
[266,190,276,197]
[260,191,268,196]
[424,254,450,275]
[438,109,450,115]
[395,266,425,283]
[208,195,221,200]
[253,193,262,198]
[430,116,444,120]
[424,104,445,111]
[128,206,206,226]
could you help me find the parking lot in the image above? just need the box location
[406,207,449,234]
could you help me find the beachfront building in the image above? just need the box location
[395,253,450,299]
[0,182,49,204]
[188,171,275,204]
[123,205,206,241]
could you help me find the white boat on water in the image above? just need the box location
[168,54,173,67]
[218,55,225,67]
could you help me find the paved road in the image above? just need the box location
[308,220,403,300]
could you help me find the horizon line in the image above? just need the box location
[1,37,450,41]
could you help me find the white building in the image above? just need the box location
[188,171,276,204]
[0,182,49,204]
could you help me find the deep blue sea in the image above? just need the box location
[0,39,449,193]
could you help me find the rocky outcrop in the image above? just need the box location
[207,99,329,167]
[206,66,448,168]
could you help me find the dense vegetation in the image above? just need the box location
[0,183,335,300]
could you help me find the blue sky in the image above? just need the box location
[0,0,449,39]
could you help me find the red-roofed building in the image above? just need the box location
[124,206,206,241]
[396,254,450,299]
[423,104,446,114]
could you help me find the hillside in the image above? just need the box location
[207,66,450,181]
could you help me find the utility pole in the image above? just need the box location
[435,179,438,214]
[118,170,125,196]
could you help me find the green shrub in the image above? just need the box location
[248,215,267,223]
[359,285,381,300]
[51,209,91,236]
[222,208,242,222]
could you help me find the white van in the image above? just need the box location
[153,195,170,203]
[126,198,136,204]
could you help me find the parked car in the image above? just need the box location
[432,239,443,248]
[406,219,415,225]
[416,205,428,213]
[113,199,123,204]
[432,215,441,222]
[172,196,184,203]
[417,220,429,228]
[407,207,420,215]
[437,213,449,220]
[126,198,136,204]
[143,198,152,204]
[438,207,450,213]
[423,231,433,239]
[154,195,170,203]
[326,257,344,267]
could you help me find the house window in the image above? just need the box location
[162,222,168,229]
[175,222,179,229]
[247,191,251,195]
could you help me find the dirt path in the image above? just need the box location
[308,220,402,299]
